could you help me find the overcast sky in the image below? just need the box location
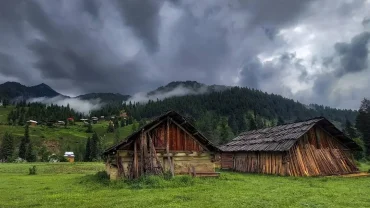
[0,0,369,110]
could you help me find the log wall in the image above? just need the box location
[106,118,216,179]
[286,126,358,176]
[222,126,358,176]
[233,152,285,175]
[220,153,234,169]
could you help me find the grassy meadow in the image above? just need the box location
[0,162,370,208]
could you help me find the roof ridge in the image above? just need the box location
[238,116,325,136]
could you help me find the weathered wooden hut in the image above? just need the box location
[220,117,361,176]
[103,111,219,180]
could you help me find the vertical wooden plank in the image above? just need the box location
[134,139,138,178]
[166,118,174,177]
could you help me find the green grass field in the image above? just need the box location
[0,162,369,208]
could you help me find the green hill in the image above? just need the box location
[0,107,136,161]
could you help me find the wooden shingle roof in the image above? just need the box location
[220,117,361,152]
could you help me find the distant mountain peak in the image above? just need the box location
[0,81,61,100]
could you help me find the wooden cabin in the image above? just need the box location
[103,111,219,180]
[220,117,361,176]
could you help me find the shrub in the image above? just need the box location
[29,166,37,175]
[13,157,27,163]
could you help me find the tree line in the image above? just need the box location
[7,101,83,126]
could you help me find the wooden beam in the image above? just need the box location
[143,120,165,134]
[166,117,174,177]
[133,139,138,178]
[170,118,209,151]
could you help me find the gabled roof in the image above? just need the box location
[220,117,361,152]
[103,111,219,155]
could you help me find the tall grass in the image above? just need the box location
[80,171,196,189]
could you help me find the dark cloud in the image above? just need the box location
[81,0,100,18]
[237,0,315,28]
[0,0,368,109]
[263,27,278,40]
[239,52,308,90]
[334,32,370,77]
[115,0,163,53]
[363,17,370,29]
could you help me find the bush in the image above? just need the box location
[13,157,27,163]
[29,166,37,175]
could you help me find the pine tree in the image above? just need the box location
[18,113,25,126]
[107,122,115,133]
[120,119,126,127]
[356,98,370,157]
[228,114,238,135]
[249,115,257,131]
[84,137,91,162]
[18,137,27,159]
[24,124,30,143]
[25,141,36,162]
[19,125,30,159]
[132,122,138,132]
[0,132,14,161]
[344,119,356,139]
[220,117,229,144]
[277,116,285,126]
[114,119,119,129]
[86,123,93,133]
[236,113,247,133]
[90,132,100,161]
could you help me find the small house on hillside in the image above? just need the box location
[64,152,75,163]
[220,117,360,176]
[27,120,38,126]
[57,121,65,125]
[103,111,219,180]
[91,117,98,124]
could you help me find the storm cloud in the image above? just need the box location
[0,0,369,109]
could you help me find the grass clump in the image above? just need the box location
[28,166,37,175]
[80,172,195,189]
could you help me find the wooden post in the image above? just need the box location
[143,130,149,174]
[148,133,163,174]
[140,131,144,176]
[166,117,174,177]
[133,140,138,178]
[192,166,196,177]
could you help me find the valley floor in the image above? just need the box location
[0,163,369,208]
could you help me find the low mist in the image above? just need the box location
[27,96,102,115]
[126,85,209,104]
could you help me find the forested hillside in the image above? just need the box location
[89,86,358,145]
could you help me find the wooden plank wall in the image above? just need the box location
[110,118,215,179]
[286,126,358,176]
[151,122,204,152]
[233,152,285,175]
[220,153,234,169]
